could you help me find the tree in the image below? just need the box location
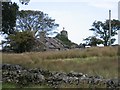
[55,34,77,48]
[2,2,19,35]
[16,10,59,38]
[79,43,86,48]
[90,19,120,46]
[19,0,30,5]
[84,36,103,46]
[8,31,35,53]
[56,34,71,46]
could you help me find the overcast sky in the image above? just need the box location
[1,0,120,45]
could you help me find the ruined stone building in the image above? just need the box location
[33,28,69,51]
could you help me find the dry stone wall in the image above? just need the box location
[1,64,120,89]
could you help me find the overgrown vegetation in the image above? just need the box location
[1,3,59,52]
[85,19,120,46]
[8,31,35,53]
[55,34,73,48]
[2,46,117,60]
[1,1,119,88]
[2,2,19,35]
[1,2,120,53]
[2,46,118,79]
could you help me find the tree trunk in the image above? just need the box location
[104,41,108,46]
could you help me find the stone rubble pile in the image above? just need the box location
[1,64,120,89]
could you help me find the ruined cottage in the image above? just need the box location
[33,28,69,51]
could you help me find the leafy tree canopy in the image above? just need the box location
[2,2,19,35]
[84,36,103,46]
[89,19,120,46]
[16,10,59,38]
[55,34,75,48]
[8,31,35,53]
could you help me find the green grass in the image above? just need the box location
[2,82,16,88]
[2,46,119,78]
[2,81,107,88]
[2,46,118,61]
[2,82,50,88]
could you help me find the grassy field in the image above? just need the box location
[2,82,107,88]
[1,46,119,79]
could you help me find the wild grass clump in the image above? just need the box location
[2,46,118,61]
[2,46,118,79]
[28,46,118,59]
[84,46,118,57]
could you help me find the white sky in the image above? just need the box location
[0,0,119,46]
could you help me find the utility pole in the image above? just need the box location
[0,1,2,32]
[109,10,111,46]
[0,2,1,48]
[118,1,120,45]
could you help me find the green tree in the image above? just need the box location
[90,19,120,46]
[16,10,59,37]
[9,31,35,53]
[55,34,73,48]
[2,2,19,35]
[19,0,30,5]
[84,36,103,46]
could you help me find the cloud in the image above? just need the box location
[28,0,119,3]
[12,0,119,3]
[88,1,118,9]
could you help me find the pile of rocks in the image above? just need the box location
[1,64,120,89]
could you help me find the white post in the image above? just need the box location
[109,10,111,46]
[118,1,120,45]
[0,1,2,32]
[0,2,2,89]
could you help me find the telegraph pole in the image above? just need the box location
[109,10,111,46]
[0,1,2,32]
[118,1,120,45]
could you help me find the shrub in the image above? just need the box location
[9,31,35,53]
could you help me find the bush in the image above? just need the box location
[9,31,35,53]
